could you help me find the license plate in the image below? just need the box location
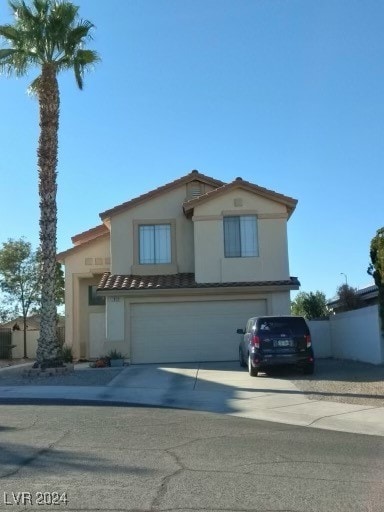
[274,339,292,348]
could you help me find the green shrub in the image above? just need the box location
[105,349,124,360]
[61,344,73,363]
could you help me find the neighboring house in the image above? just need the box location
[1,314,65,359]
[1,314,65,331]
[327,284,379,314]
[57,170,299,363]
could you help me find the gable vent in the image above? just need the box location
[191,184,202,197]
[187,181,204,199]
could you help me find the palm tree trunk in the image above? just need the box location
[36,62,60,364]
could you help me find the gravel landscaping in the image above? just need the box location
[0,361,123,386]
[286,358,384,407]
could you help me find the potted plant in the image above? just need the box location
[106,349,125,367]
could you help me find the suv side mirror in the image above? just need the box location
[236,328,245,335]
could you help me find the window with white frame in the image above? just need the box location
[223,215,258,258]
[139,224,171,264]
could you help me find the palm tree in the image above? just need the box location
[0,0,99,366]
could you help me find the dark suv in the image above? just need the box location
[237,316,314,376]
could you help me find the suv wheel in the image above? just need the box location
[239,348,247,368]
[303,363,314,375]
[248,355,258,377]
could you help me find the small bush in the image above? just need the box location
[61,344,73,363]
[105,349,124,360]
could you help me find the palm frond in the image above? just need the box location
[0,24,20,42]
[0,48,18,60]
[0,0,98,87]
[27,74,41,95]
[0,48,31,76]
[70,49,98,89]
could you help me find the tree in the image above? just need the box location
[0,238,65,358]
[336,284,362,312]
[0,239,41,358]
[0,0,99,366]
[368,227,384,331]
[291,291,329,319]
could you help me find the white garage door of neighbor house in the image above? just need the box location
[130,300,267,364]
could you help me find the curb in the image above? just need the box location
[0,362,34,373]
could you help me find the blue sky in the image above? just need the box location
[0,0,382,299]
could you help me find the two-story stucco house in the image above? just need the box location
[58,170,300,363]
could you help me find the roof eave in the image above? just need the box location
[182,180,298,218]
[99,171,225,221]
[57,232,110,262]
[97,282,299,297]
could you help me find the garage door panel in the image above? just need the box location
[131,300,266,364]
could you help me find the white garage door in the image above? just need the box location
[131,299,267,364]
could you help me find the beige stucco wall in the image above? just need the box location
[193,189,290,283]
[268,291,292,315]
[195,189,288,216]
[12,330,39,359]
[110,185,194,275]
[61,236,110,359]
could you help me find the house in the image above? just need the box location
[1,314,65,331]
[1,314,65,359]
[57,170,300,363]
[327,284,379,314]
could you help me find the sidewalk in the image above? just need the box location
[1,361,384,437]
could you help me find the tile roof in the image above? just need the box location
[99,170,225,220]
[71,224,109,245]
[1,314,65,330]
[97,272,300,291]
[183,177,298,218]
[358,284,379,297]
[327,284,378,305]
[57,231,110,261]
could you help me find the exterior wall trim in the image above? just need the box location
[257,213,288,219]
[192,212,288,222]
[192,215,223,222]
[98,284,298,299]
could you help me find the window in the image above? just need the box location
[139,224,171,264]
[223,215,258,257]
[88,286,106,306]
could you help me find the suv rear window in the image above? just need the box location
[257,317,308,336]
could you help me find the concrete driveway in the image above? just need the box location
[100,361,384,436]
[1,361,384,436]
[107,360,301,395]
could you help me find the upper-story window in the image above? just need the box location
[223,215,258,258]
[139,224,171,264]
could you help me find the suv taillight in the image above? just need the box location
[251,335,260,349]
[305,335,312,348]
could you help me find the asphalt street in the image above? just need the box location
[0,404,383,512]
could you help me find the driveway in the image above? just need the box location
[1,360,384,436]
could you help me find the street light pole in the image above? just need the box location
[340,272,348,285]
